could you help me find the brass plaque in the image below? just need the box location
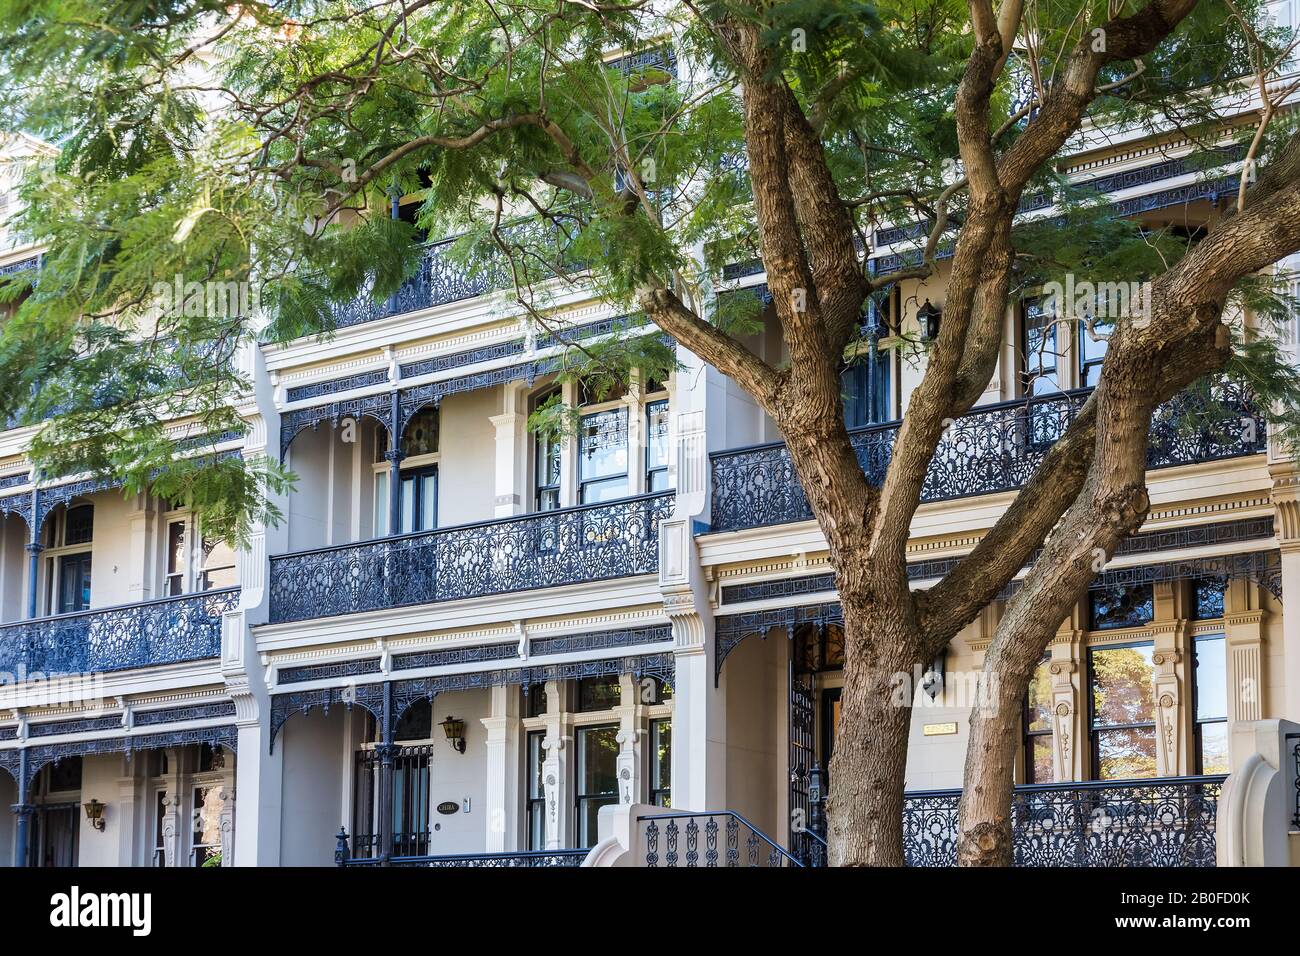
[922,722,958,736]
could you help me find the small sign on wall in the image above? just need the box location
[436,801,459,816]
[922,722,958,737]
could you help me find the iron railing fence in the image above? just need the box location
[0,588,238,675]
[902,775,1226,867]
[710,379,1264,533]
[638,811,804,867]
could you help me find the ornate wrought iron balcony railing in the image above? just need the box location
[710,380,1266,533]
[269,492,673,625]
[0,588,238,677]
[902,775,1225,867]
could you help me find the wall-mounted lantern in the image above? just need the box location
[918,299,942,340]
[440,715,467,754]
[83,799,106,832]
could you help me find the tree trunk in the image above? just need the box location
[826,588,925,866]
[955,651,1037,865]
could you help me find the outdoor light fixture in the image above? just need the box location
[440,715,467,754]
[918,299,942,340]
[83,799,106,831]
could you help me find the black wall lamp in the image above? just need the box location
[440,715,467,754]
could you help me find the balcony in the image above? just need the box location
[709,380,1266,533]
[268,492,673,625]
[0,588,238,677]
[902,775,1225,867]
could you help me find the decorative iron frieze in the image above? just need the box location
[0,724,238,787]
[286,368,389,404]
[269,653,674,750]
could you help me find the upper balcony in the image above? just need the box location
[0,481,239,686]
[0,587,236,678]
[708,379,1266,534]
[268,492,671,625]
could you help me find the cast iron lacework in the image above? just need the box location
[279,658,385,685]
[1192,578,1228,620]
[0,726,237,787]
[868,177,1234,274]
[28,715,121,737]
[278,626,673,685]
[269,654,674,750]
[278,318,664,456]
[718,518,1276,607]
[902,775,1224,867]
[0,472,29,491]
[286,368,389,404]
[0,588,237,676]
[709,379,1264,533]
[132,701,238,727]
[1089,582,1155,630]
[268,492,671,624]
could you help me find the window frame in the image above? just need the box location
[1087,640,1158,781]
[1191,632,1229,776]
[1022,655,1054,785]
[574,721,621,848]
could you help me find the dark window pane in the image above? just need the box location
[578,676,621,712]
[1089,583,1154,630]
[65,505,94,545]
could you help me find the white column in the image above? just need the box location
[490,384,529,519]
[124,494,158,603]
[1271,467,1300,719]
[615,674,640,804]
[481,685,521,851]
[560,380,579,507]
[1152,619,1185,778]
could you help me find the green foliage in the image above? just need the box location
[0,0,1296,537]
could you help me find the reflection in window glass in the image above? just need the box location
[1090,644,1157,780]
[645,400,671,492]
[577,676,621,712]
[526,731,546,850]
[578,408,628,503]
[1023,299,1061,395]
[576,724,619,847]
[650,719,671,806]
[403,407,440,457]
[1194,634,1229,774]
[1023,656,1054,784]
[191,786,223,866]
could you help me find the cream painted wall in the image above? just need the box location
[286,426,333,552]
[0,514,26,623]
[280,707,347,866]
[420,688,490,855]
[723,629,783,838]
[435,389,500,527]
[85,494,134,608]
[76,753,124,866]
